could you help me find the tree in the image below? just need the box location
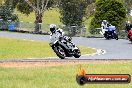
[0,5,18,22]
[90,0,126,33]
[124,0,132,14]
[24,0,49,33]
[5,0,55,33]
[0,0,4,4]
[0,4,19,30]
[84,2,96,21]
[59,0,95,26]
[0,1,2,4]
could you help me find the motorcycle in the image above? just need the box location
[100,25,118,40]
[49,36,81,59]
[104,30,118,40]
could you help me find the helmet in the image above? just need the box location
[103,20,108,25]
[127,21,130,24]
[103,20,107,22]
[49,24,57,33]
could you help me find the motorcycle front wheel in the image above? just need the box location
[104,33,110,40]
[73,48,81,58]
[114,34,118,40]
[53,46,66,59]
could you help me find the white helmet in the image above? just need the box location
[50,24,57,29]
[103,20,107,22]
[127,21,130,23]
[103,20,108,25]
[49,24,57,33]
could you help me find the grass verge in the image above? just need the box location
[0,61,131,88]
[0,37,96,59]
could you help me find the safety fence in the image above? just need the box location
[0,21,127,38]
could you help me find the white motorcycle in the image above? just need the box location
[49,35,81,59]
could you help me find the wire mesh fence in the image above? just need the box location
[0,21,127,38]
[61,25,87,37]
[17,21,50,32]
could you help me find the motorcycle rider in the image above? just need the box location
[125,22,132,39]
[128,28,132,40]
[126,21,131,32]
[100,20,109,35]
[49,24,81,59]
[49,24,72,44]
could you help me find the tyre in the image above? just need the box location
[104,33,109,40]
[129,36,132,44]
[53,46,66,59]
[106,37,110,40]
[105,36,110,40]
[114,34,118,40]
[130,40,132,44]
[73,48,81,58]
[115,37,118,40]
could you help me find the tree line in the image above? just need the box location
[0,0,131,33]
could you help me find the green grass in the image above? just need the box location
[0,37,96,59]
[0,61,132,88]
[16,8,61,25]
[16,8,62,32]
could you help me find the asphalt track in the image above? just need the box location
[0,31,132,60]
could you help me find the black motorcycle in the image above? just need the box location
[49,36,81,59]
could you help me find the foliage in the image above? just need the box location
[90,0,126,33]
[0,5,18,21]
[84,3,96,21]
[124,0,132,14]
[117,0,132,14]
[4,0,58,15]
[0,0,4,5]
[16,0,33,15]
[59,0,95,26]
[4,0,57,32]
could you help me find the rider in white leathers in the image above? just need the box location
[49,24,81,59]
[100,20,109,35]
[49,24,64,44]
[49,24,71,44]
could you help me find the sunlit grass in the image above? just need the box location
[0,61,131,88]
[0,37,96,59]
